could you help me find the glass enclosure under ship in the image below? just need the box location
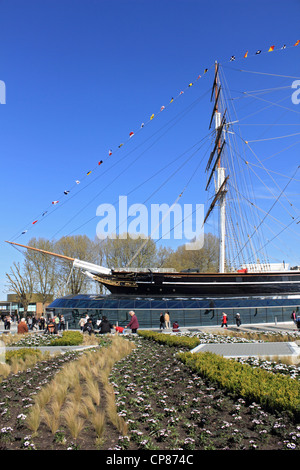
[47,294,300,329]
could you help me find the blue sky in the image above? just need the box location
[1,0,300,297]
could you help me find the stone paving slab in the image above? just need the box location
[3,344,99,355]
[191,341,300,359]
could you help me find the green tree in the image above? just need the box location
[164,233,219,272]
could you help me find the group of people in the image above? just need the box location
[159,311,171,329]
[221,312,241,329]
[1,313,66,334]
[222,310,300,329]
[78,310,140,336]
[9,308,300,337]
[159,311,181,332]
[17,314,66,335]
[291,310,300,330]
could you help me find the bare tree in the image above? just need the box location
[25,237,57,313]
[55,235,95,295]
[5,262,35,314]
[99,233,157,270]
[164,233,219,272]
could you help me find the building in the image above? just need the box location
[0,294,54,319]
[47,293,300,329]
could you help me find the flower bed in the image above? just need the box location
[0,331,299,450]
[110,335,300,450]
[178,351,300,418]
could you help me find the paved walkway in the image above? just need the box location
[3,344,98,356]
[191,341,299,360]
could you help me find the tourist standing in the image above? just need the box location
[60,315,66,331]
[39,316,45,330]
[54,315,60,334]
[164,311,170,329]
[17,318,28,334]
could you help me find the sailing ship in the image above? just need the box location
[6,61,300,297]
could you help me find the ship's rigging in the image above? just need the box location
[6,55,300,288]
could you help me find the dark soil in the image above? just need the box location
[0,336,299,451]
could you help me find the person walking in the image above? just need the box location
[159,313,165,329]
[4,314,11,331]
[27,316,32,330]
[164,311,170,329]
[126,310,139,333]
[221,312,228,329]
[39,316,45,330]
[32,316,39,331]
[235,312,241,327]
[79,317,86,331]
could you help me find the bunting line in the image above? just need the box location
[11,38,300,240]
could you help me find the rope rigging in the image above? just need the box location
[8,44,300,272]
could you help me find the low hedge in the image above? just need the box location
[137,331,300,418]
[5,348,42,364]
[178,351,300,418]
[50,330,84,346]
[138,330,200,350]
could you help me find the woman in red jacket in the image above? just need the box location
[126,311,139,333]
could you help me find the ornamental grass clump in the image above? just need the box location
[178,351,300,418]
[25,335,135,445]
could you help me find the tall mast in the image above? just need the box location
[214,62,226,273]
[204,62,227,273]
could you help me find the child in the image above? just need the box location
[113,325,125,334]
[172,321,180,332]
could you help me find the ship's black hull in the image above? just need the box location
[93,271,300,297]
